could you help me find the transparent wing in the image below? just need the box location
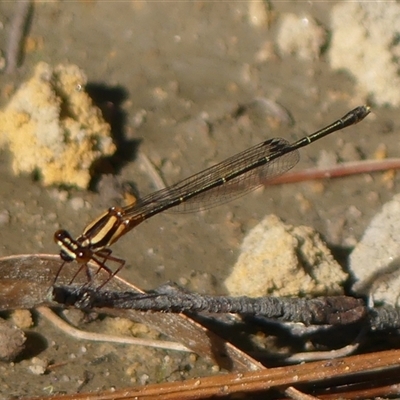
[122,137,299,219]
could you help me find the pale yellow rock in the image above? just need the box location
[225,214,347,297]
[0,62,115,188]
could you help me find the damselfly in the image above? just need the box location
[54,105,370,287]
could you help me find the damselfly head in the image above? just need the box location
[54,229,77,262]
[54,229,73,244]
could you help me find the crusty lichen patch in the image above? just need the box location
[0,62,116,188]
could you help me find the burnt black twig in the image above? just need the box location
[368,306,400,331]
[52,283,367,326]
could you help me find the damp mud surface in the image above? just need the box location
[0,2,398,398]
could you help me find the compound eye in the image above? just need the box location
[54,229,72,244]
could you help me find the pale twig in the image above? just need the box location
[137,151,167,190]
[268,158,400,185]
[285,386,320,400]
[5,0,32,74]
[285,326,366,363]
[285,341,360,363]
[37,306,191,353]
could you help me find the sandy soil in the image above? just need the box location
[0,2,398,398]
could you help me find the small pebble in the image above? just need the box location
[28,357,48,375]
[69,197,85,211]
[10,309,33,329]
[0,210,10,226]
